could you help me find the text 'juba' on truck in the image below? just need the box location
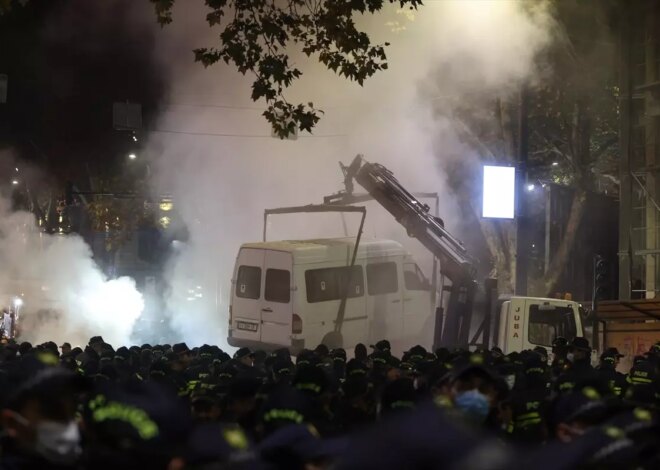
[227,155,585,355]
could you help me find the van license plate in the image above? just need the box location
[236,321,258,332]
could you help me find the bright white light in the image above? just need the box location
[132,135,138,142]
[159,216,171,228]
[527,183,536,191]
[11,180,18,185]
[482,165,515,219]
[15,167,18,172]
[551,162,559,166]
[77,278,144,344]
[159,201,173,212]
[128,153,137,160]
[0,204,145,347]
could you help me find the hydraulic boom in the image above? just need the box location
[336,155,479,348]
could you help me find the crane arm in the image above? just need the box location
[345,155,477,283]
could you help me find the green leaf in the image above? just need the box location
[148,0,414,135]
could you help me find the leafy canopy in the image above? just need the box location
[148,0,422,138]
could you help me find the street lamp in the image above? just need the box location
[11,179,18,185]
[128,153,137,160]
[526,183,536,192]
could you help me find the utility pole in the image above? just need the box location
[0,74,7,104]
[617,3,633,300]
[515,85,530,295]
[0,74,7,141]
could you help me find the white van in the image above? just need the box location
[227,238,434,353]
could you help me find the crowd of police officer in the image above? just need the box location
[0,334,659,469]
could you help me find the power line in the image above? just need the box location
[166,92,348,110]
[160,101,354,111]
[161,99,443,112]
[148,128,347,139]
[162,102,264,111]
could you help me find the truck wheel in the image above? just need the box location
[321,332,343,350]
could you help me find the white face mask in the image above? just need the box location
[505,375,516,390]
[34,420,81,465]
[12,413,81,465]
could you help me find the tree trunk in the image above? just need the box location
[497,97,517,160]
[529,187,587,296]
[480,225,515,294]
[495,257,515,294]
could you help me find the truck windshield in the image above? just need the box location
[528,305,577,347]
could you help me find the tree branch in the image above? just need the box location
[453,117,497,162]
[148,0,423,137]
[591,135,618,160]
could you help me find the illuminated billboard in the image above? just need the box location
[482,165,515,219]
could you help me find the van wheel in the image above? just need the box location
[321,332,343,350]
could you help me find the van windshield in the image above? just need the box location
[404,263,429,291]
[528,304,577,347]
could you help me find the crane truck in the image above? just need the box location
[228,155,585,355]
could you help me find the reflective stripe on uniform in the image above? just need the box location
[515,411,542,428]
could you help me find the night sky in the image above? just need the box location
[0,0,165,186]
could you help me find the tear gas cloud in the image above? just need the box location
[0,185,144,347]
[144,0,556,347]
[0,0,555,349]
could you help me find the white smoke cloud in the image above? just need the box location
[0,194,144,347]
[143,0,556,348]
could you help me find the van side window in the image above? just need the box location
[404,263,429,291]
[366,262,398,295]
[265,269,291,303]
[236,266,261,299]
[305,266,364,303]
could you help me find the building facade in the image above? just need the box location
[619,0,660,299]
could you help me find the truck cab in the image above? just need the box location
[494,296,584,355]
